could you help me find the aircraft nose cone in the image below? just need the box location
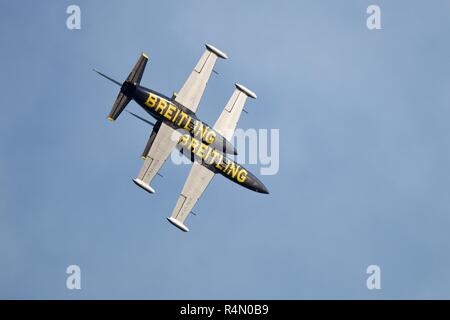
[252,179,269,194]
[245,173,269,194]
[258,183,270,194]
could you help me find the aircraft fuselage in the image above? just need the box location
[177,134,269,194]
[128,82,268,194]
[129,83,237,155]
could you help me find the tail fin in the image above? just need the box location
[95,52,149,121]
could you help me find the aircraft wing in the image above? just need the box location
[133,122,181,193]
[213,84,257,141]
[175,44,228,113]
[167,162,215,232]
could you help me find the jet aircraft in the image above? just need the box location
[95,44,269,232]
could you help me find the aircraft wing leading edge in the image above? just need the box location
[213,83,257,140]
[175,44,228,113]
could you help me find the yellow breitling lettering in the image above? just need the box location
[145,93,158,108]
[203,145,213,162]
[183,116,192,131]
[178,135,189,146]
[195,122,207,139]
[155,99,168,114]
[172,108,181,124]
[204,130,216,144]
[177,112,188,127]
[208,149,220,165]
[223,159,231,172]
[196,143,208,159]
[190,121,216,145]
[164,104,176,121]
[190,137,200,152]
[237,169,248,183]
[214,153,224,171]
[227,162,239,179]
[176,136,248,184]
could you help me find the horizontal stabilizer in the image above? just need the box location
[126,52,148,84]
[108,92,131,121]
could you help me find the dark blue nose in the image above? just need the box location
[242,171,269,194]
[257,183,269,194]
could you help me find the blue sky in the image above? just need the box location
[1,0,450,299]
